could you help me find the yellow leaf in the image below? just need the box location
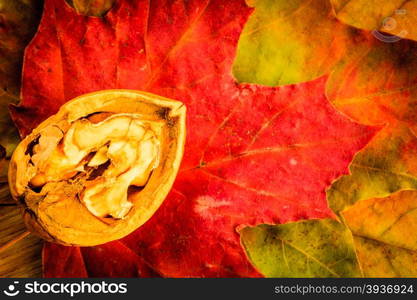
[343,190,417,277]
[331,0,417,42]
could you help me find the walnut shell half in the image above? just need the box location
[8,90,186,246]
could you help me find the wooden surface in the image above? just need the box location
[0,181,43,278]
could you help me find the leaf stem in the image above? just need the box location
[0,231,30,253]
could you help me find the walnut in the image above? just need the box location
[8,90,186,246]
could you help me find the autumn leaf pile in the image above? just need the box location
[2,0,417,277]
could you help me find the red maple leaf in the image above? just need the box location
[11,0,378,277]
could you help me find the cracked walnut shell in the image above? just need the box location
[8,90,186,246]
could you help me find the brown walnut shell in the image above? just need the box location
[8,90,186,246]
